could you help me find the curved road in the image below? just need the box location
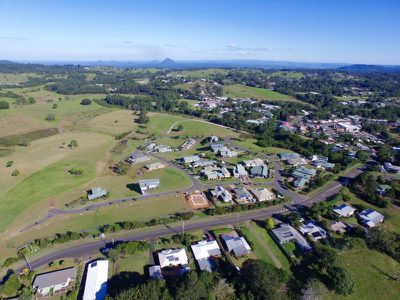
[12,136,364,272]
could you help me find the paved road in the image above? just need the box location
[12,136,365,273]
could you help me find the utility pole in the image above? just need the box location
[182,220,185,236]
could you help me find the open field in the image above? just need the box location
[223,84,297,102]
[147,112,238,138]
[231,137,293,155]
[3,194,191,256]
[0,113,51,138]
[0,72,41,84]
[87,110,138,135]
[170,68,229,78]
[271,71,305,79]
[112,251,149,275]
[327,248,400,300]
[0,137,113,234]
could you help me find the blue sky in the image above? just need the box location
[0,0,399,64]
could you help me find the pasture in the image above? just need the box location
[223,84,300,102]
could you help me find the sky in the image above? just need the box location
[0,0,399,64]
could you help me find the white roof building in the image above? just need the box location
[83,260,109,300]
[191,240,221,271]
[299,221,327,241]
[333,203,356,217]
[158,248,189,269]
[242,158,264,168]
[250,188,275,202]
[358,209,384,227]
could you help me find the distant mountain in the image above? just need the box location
[160,57,176,67]
[338,64,400,73]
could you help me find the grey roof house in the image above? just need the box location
[271,223,312,251]
[221,234,251,257]
[138,179,160,194]
[87,187,107,200]
[33,267,77,296]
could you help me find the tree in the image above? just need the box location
[265,217,275,230]
[237,259,288,299]
[45,113,56,121]
[137,110,150,124]
[355,150,370,163]
[0,100,10,109]
[6,160,13,167]
[80,98,92,105]
[0,273,22,296]
[52,103,58,109]
[327,266,354,296]
[377,146,391,163]
[114,161,130,175]
[11,169,19,176]
[212,279,236,300]
[68,140,78,148]
[177,124,184,131]
[176,271,209,300]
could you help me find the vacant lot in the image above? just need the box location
[88,110,138,135]
[223,84,297,102]
[327,248,400,300]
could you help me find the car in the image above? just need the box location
[20,268,29,275]
[100,247,110,254]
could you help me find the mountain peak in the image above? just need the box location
[160,57,176,66]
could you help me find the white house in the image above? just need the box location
[138,178,160,194]
[299,221,327,241]
[358,209,384,227]
[82,260,109,300]
[191,240,221,272]
[250,188,275,202]
[333,203,356,217]
[158,248,189,269]
[242,158,264,168]
[33,267,77,296]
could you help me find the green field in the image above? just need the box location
[170,68,229,78]
[223,84,297,102]
[327,248,400,300]
[271,71,305,79]
[0,72,41,84]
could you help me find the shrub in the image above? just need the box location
[11,169,19,176]
[6,160,13,167]
[68,168,83,176]
[52,103,58,109]
[80,98,92,105]
[68,140,78,148]
[45,113,56,121]
[0,100,10,109]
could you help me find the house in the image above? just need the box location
[333,203,356,217]
[181,155,200,164]
[125,150,150,164]
[242,158,264,168]
[202,169,219,181]
[330,221,353,233]
[311,155,335,169]
[146,162,165,171]
[218,147,238,158]
[210,143,225,153]
[249,164,268,178]
[158,248,190,274]
[219,167,231,178]
[292,166,316,180]
[191,240,221,272]
[180,138,197,150]
[221,233,251,257]
[233,164,248,179]
[138,179,160,194]
[233,187,253,203]
[271,223,312,251]
[149,265,163,280]
[210,186,233,203]
[279,153,300,161]
[384,162,400,173]
[32,267,77,296]
[250,188,275,202]
[376,184,391,195]
[155,144,173,153]
[299,221,327,241]
[209,136,219,143]
[82,260,109,300]
[286,157,308,166]
[337,122,360,133]
[87,187,107,200]
[358,209,384,227]
[294,177,308,188]
[192,159,215,168]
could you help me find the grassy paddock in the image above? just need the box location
[223,84,296,102]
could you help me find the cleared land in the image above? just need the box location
[223,84,297,102]
[0,72,41,84]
